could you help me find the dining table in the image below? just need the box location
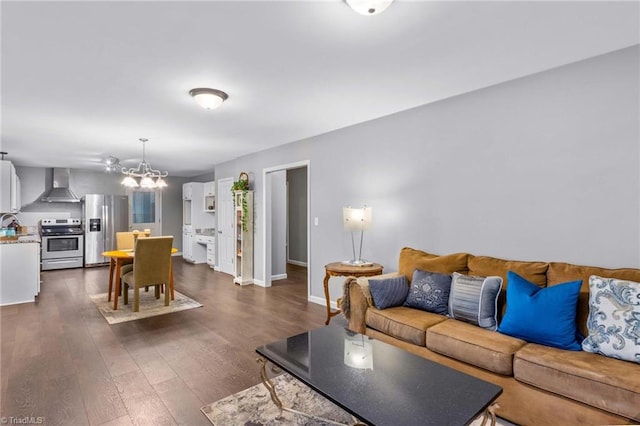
[102,248,178,310]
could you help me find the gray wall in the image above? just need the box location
[15,166,189,251]
[190,171,215,183]
[287,167,308,264]
[215,46,640,305]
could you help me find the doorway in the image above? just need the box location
[217,177,234,275]
[262,161,310,295]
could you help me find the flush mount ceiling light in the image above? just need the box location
[345,0,394,15]
[189,88,229,110]
[118,138,168,189]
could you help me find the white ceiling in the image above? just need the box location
[2,1,638,177]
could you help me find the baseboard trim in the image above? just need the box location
[308,295,337,309]
[271,274,287,281]
[253,278,266,287]
[287,259,308,267]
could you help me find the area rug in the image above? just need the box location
[89,290,202,324]
[201,373,513,426]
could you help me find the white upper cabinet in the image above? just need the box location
[182,182,193,201]
[203,181,215,212]
[0,161,21,213]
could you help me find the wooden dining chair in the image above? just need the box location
[122,236,173,312]
[106,231,136,301]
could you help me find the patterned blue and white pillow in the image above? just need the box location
[582,275,640,364]
[403,269,452,315]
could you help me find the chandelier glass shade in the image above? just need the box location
[107,138,168,189]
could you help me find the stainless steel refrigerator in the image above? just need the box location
[83,194,129,266]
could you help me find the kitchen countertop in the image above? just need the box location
[0,234,41,244]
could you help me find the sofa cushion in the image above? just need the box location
[403,269,451,315]
[398,247,469,282]
[368,275,409,310]
[365,306,446,346]
[427,319,527,376]
[548,262,640,338]
[514,343,640,421]
[468,255,549,318]
[582,275,640,364]
[468,255,549,288]
[498,272,582,350]
[448,272,502,330]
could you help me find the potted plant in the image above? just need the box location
[232,172,250,231]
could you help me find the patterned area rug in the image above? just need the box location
[89,290,202,324]
[201,373,513,426]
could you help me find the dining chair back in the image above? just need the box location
[116,232,136,250]
[122,236,174,312]
[116,232,135,285]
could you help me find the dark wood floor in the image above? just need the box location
[1,260,327,425]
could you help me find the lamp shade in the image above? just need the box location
[140,176,156,189]
[121,175,139,188]
[343,206,372,231]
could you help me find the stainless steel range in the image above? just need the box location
[40,218,84,270]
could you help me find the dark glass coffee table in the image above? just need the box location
[256,325,502,426]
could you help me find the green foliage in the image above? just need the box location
[232,188,249,232]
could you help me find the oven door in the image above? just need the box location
[41,235,84,260]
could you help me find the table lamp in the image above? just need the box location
[342,205,372,266]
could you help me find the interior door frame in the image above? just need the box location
[262,161,310,296]
[217,177,234,274]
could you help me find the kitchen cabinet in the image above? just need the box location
[203,181,215,212]
[183,182,214,264]
[234,190,253,285]
[182,229,193,262]
[183,182,210,226]
[182,182,194,201]
[195,234,215,269]
[0,160,21,213]
[183,228,207,264]
[0,241,40,306]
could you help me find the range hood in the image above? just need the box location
[40,168,81,203]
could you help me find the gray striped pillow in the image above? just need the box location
[448,272,503,330]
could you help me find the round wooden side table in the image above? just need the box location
[323,262,383,325]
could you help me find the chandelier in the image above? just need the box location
[107,138,168,189]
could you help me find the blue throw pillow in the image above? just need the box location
[368,276,409,310]
[497,271,582,351]
[403,269,452,315]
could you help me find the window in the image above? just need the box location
[132,191,156,224]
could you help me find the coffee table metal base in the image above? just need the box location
[257,357,365,426]
[257,357,499,426]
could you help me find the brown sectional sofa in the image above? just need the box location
[342,247,640,425]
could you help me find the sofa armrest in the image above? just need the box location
[341,272,400,334]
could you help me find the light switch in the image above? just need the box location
[314,217,319,226]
